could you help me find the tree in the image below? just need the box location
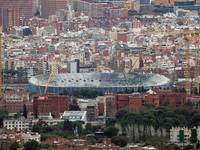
[138,87,141,93]
[85,123,93,133]
[51,110,56,118]
[63,119,72,131]
[23,104,27,118]
[184,101,193,109]
[14,111,22,119]
[72,121,84,135]
[73,89,81,98]
[145,136,169,150]
[32,124,40,132]
[165,144,180,150]
[69,104,81,111]
[37,118,48,127]
[115,109,129,120]
[117,91,123,94]
[35,107,38,118]
[194,87,198,95]
[124,88,132,94]
[23,140,41,150]
[141,86,144,92]
[9,141,21,150]
[0,142,10,150]
[111,136,127,147]
[183,145,194,150]
[104,126,119,138]
[59,90,69,95]
[0,110,9,125]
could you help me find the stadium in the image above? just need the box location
[28,73,171,94]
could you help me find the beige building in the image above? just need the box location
[21,132,41,143]
[4,58,24,70]
[156,59,175,69]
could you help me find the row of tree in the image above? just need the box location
[107,101,200,134]
[59,89,103,98]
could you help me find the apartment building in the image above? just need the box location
[0,7,19,31]
[21,132,41,143]
[0,0,33,19]
[0,91,32,114]
[170,127,200,146]
[33,94,70,118]
[4,117,64,131]
[41,0,68,19]
[114,89,187,110]
[77,0,128,18]
[4,117,30,131]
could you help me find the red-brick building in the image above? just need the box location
[114,89,187,110]
[33,94,70,118]
[0,91,32,114]
[0,6,19,31]
[155,89,187,108]
[115,94,132,110]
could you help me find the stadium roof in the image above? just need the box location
[29,73,170,87]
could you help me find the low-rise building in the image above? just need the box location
[0,133,23,146]
[4,117,64,131]
[21,132,40,143]
[114,89,187,111]
[60,111,87,123]
[88,139,120,150]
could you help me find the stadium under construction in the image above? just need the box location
[28,73,171,94]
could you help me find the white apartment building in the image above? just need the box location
[170,127,200,146]
[4,117,64,131]
[4,118,30,131]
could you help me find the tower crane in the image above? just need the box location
[133,29,199,94]
[129,57,147,73]
[184,34,200,93]
[44,59,57,94]
[89,53,111,73]
[0,27,2,96]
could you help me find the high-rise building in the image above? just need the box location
[41,0,68,19]
[0,0,34,19]
[0,7,19,31]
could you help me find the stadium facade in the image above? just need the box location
[28,73,171,94]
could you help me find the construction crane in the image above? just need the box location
[100,53,111,73]
[122,69,130,90]
[134,29,200,94]
[89,55,100,73]
[184,34,199,92]
[37,79,42,95]
[44,59,57,94]
[0,27,2,96]
[89,53,111,73]
[129,57,147,73]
